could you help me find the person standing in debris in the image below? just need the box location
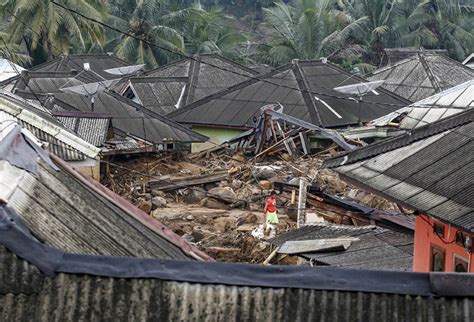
[264,191,279,227]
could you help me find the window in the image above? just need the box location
[453,255,468,272]
[433,223,444,238]
[430,245,445,272]
[456,232,465,247]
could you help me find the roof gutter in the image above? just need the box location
[49,153,213,262]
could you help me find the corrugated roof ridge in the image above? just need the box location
[183,57,200,105]
[292,60,323,126]
[322,108,473,168]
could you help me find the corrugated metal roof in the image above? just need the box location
[170,60,410,128]
[31,54,131,80]
[126,54,258,115]
[1,243,474,321]
[323,109,474,232]
[369,53,474,101]
[0,92,99,160]
[269,223,413,271]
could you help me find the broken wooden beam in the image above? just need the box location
[149,171,228,191]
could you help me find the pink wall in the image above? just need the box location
[414,215,473,272]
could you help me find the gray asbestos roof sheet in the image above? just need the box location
[0,159,194,260]
[323,109,474,231]
[170,60,410,128]
[369,53,474,101]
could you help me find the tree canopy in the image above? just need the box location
[0,0,472,69]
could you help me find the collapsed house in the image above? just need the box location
[368,50,474,101]
[168,59,409,152]
[322,109,473,272]
[0,122,210,261]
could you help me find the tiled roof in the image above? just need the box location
[53,111,111,146]
[126,54,259,115]
[169,60,410,129]
[323,109,474,232]
[269,223,413,271]
[368,53,474,101]
[31,53,131,80]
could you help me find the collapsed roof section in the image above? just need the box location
[169,60,410,129]
[323,109,474,232]
[269,222,414,271]
[369,79,474,130]
[368,52,474,102]
[124,54,259,115]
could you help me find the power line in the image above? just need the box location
[4,3,472,145]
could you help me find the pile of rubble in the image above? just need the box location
[102,149,401,263]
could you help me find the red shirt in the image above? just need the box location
[265,198,277,212]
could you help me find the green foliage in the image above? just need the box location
[1,0,107,63]
[0,0,472,70]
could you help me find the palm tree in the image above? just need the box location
[107,0,190,69]
[401,0,474,60]
[182,4,248,62]
[254,0,364,66]
[1,0,107,63]
[0,32,30,66]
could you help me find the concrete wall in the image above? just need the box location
[413,215,473,272]
[190,126,244,153]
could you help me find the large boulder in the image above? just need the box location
[208,186,237,203]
